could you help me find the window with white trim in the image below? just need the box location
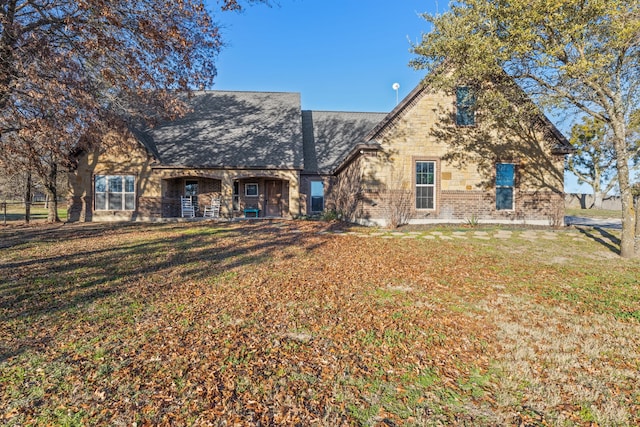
[95,175,135,210]
[496,163,515,210]
[416,161,435,210]
[245,183,258,197]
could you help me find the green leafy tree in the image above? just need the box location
[413,0,640,257]
[567,118,618,209]
[0,0,264,222]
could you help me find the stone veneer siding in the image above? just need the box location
[337,85,568,227]
[68,138,302,222]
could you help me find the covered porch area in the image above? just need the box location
[161,176,223,218]
[232,177,291,219]
[159,171,299,219]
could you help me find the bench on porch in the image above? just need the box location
[243,208,260,218]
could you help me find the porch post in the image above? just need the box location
[220,172,235,218]
[288,171,301,218]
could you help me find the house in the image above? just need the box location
[326,81,573,226]
[68,79,572,226]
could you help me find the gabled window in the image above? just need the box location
[95,175,135,211]
[496,163,515,210]
[456,86,476,126]
[416,161,436,210]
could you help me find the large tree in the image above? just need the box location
[0,0,261,222]
[413,0,640,257]
[567,118,618,209]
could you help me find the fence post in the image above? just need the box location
[2,202,5,226]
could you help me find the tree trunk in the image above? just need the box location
[635,194,640,254]
[24,171,31,224]
[593,191,604,209]
[619,188,637,258]
[579,193,587,209]
[611,123,637,258]
[45,162,60,223]
[46,188,59,223]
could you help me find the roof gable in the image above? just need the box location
[364,83,429,143]
[364,73,573,155]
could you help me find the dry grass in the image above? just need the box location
[492,297,640,425]
[0,202,67,223]
[0,220,638,426]
[565,207,622,219]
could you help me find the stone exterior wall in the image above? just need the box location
[326,155,372,222]
[68,133,155,222]
[68,134,302,221]
[354,188,564,226]
[69,87,567,226]
[299,174,334,216]
[336,87,567,226]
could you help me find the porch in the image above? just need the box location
[160,176,291,219]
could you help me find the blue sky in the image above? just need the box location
[207,0,590,193]
[209,0,435,112]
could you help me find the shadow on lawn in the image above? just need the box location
[0,222,150,249]
[0,221,327,361]
[576,226,621,255]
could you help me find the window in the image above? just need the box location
[416,161,436,210]
[95,175,135,210]
[185,180,198,207]
[456,86,475,126]
[245,183,258,197]
[310,181,324,212]
[496,163,515,210]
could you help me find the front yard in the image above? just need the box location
[1,221,638,426]
[0,202,67,224]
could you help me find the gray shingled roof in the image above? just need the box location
[140,91,304,169]
[301,110,387,174]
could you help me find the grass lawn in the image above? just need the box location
[565,207,622,219]
[0,221,638,426]
[1,202,67,223]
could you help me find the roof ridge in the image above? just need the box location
[303,109,388,114]
[194,89,301,96]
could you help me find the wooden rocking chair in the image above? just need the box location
[181,196,196,218]
[203,198,221,218]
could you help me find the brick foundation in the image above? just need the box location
[356,189,564,226]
